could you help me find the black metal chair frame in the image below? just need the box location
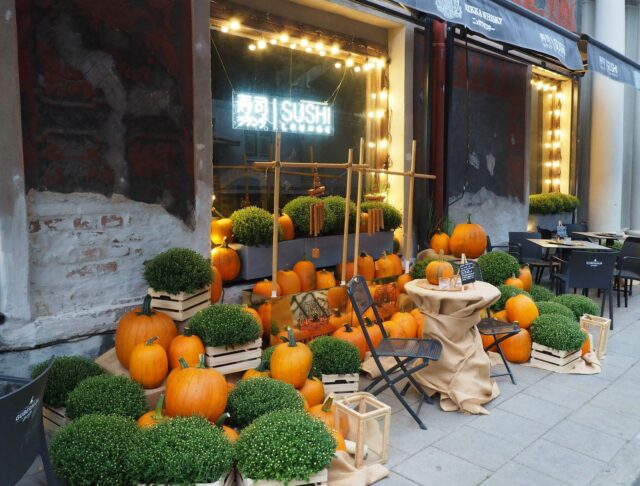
[616,256,640,308]
[477,319,521,385]
[508,232,560,284]
[613,237,640,308]
[346,276,442,430]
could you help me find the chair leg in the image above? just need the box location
[624,279,629,308]
[608,287,614,329]
[600,289,605,317]
[491,335,516,385]
[617,279,621,308]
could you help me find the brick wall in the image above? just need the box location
[510,0,578,31]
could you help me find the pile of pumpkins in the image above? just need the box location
[428,215,487,259]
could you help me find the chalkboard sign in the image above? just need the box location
[557,225,567,238]
[459,262,476,285]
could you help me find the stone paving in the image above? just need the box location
[18,290,640,486]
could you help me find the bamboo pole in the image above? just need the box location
[340,149,354,285]
[254,161,352,170]
[271,133,282,298]
[353,138,365,277]
[404,140,417,274]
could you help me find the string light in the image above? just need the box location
[354,66,361,72]
[377,58,386,68]
[545,162,552,167]
[380,90,388,100]
[290,43,297,49]
[334,61,342,69]
[378,138,388,149]
[221,25,229,33]
[319,50,326,57]
[345,57,354,67]
[305,46,312,53]
[368,142,376,148]
[257,38,267,49]
[376,110,384,118]
[367,111,375,118]
[300,38,309,47]
[315,41,324,51]
[248,43,256,51]
[230,19,241,31]
[279,33,289,43]
[270,39,277,45]
[545,179,552,184]
[330,44,339,55]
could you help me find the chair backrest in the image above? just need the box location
[346,276,386,354]
[564,251,618,289]
[0,361,53,485]
[565,223,588,240]
[537,226,555,239]
[619,237,640,276]
[509,232,543,260]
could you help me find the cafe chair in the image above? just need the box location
[477,317,521,385]
[537,226,555,239]
[486,236,520,259]
[552,251,618,328]
[614,236,640,308]
[565,222,589,241]
[346,276,442,430]
[509,231,559,284]
[0,360,57,485]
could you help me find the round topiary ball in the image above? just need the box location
[190,304,261,347]
[144,247,213,294]
[361,201,403,230]
[530,314,586,351]
[65,375,147,420]
[492,285,531,312]
[528,284,555,302]
[236,410,335,484]
[31,356,105,408]
[308,336,361,376]
[283,196,323,237]
[536,301,576,322]
[230,206,280,246]
[127,416,233,485]
[226,376,304,428]
[477,251,520,287]
[50,414,139,486]
[552,294,600,321]
[322,196,356,235]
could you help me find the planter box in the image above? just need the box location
[322,373,359,399]
[43,405,68,430]
[530,342,581,372]
[205,338,262,374]
[148,287,210,321]
[139,471,234,486]
[232,232,394,281]
[237,469,328,486]
[528,212,573,231]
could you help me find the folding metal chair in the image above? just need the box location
[477,318,521,385]
[346,276,442,430]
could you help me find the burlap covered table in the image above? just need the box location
[404,279,501,414]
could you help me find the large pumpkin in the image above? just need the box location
[329,309,350,332]
[278,212,295,241]
[518,265,533,291]
[129,336,169,389]
[299,377,325,407]
[397,273,413,293]
[391,312,419,338]
[362,319,383,351]
[430,229,450,255]
[309,395,349,435]
[270,328,313,388]
[505,294,539,330]
[293,256,316,292]
[253,279,282,298]
[425,259,454,285]
[410,308,425,337]
[316,269,336,290]
[374,253,396,279]
[165,355,227,422]
[277,269,302,295]
[211,218,233,245]
[501,328,532,363]
[211,237,240,281]
[449,215,487,258]
[332,324,366,361]
[168,327,205,369]
[327,286,348,311]
[210,266,223,303]
[357,252,375,281]
[115,295,177,369]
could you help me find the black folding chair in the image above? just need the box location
[477,319,521,385]
[614,237,640,308]
[0,360,57,485]
[346,276,442,430]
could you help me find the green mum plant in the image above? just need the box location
[50,414,139,486]
[226,376,305,428]
[230,206,281,246]
[127,416,233,485]
[361,201,403,230]
[530,314,586,351]
[65,375,147,420]
[236,410,335,484]
[528,284,555,302]
[536,301,576,322]
[144,247,213,294]
[190,304,261,347]
[31,356,104,408]
[477,251,520,287]
[309,336,361,376]
[492,285,531,312]
[552,294,600,320]
[283,196,323,237]
[529,193,580,215]
[322,196,357,234]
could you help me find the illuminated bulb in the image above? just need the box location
[315,41,324,51]
[554,109,561,116]
[537,81,544,90]
[212,194,216,202]
[548,94,553,100]
[551,85,557,91]
[544,143,551,148]
[363,63,371,71]
[553,142,560,149]
[330,45,339,55]
[377,58,386,68]
[552,161,560,168]
[319,50,326,57]
[279,33,289,43]
[221,25,229,33]
[367,111,375,118]
[379,138,388,149]
[368,142,376,148]
[545,179,552,184]
[354,65,361,72]
[380,90,388,100]
[230,19,241,31]
[305,47,312,53]
[345,57,354,67]
[257,39,267,49]
[270,39,277,45]
[545,162,552,167]
[548,130,553,135]
[248,44,257,51]
[334,61,342,69]
[554,130,561,137]
[290,43,297,49]
[371,93,377,100]
[300,38,309,47]
[553,178,560,185]
[543,84,550,91]
[376,110,384,118]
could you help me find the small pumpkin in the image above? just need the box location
[358,252,375,281]
[504,274,524,290]
[430,229,450,255]
[216,412,239,442]
[386,253,403,276]
[308,395,349,435]
[397,293,415,312]
[211,237,240,281]
[449,214,487,258]
[211,217,233,245]
[316,269,336,290]
[410,308,425,337]
[277,269,302,296]
[333,429,347,452]
[299,377,324,407]
[293,256,316,292]
[168,327,205,369]
[270,327,313,388]
[505,294,539,330]
[581,331,591,356]
[332,324,367,361]
[362,318,383,350]
[329,309,350,332]
[501,328,532,363]
[278,211,295,241]
[519,265,533,291]
[375,252,396,279]
[493,309,509,322]
[327,286,348,311]
[210,266,223,303]
[253,279,282,298]
[425,259,454,285]
[397,273,413,293]
[129,336,169,389]
[243,306,263,331]
[383,320,406,338]
[242,366,270,380]
[257,302,273,336]
[137,393,167,428]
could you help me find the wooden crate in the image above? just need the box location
[237,469,327,486]
[530,342,581,372]
[140,471,234,486]
[43,405,68,430]
[205,338,262,374]
[147,286,210,321]
[322,373,359,399]
[580,314,611,359]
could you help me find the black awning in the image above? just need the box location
[394,0,583,71]
[581,35,640,90]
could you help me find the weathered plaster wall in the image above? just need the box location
[511,0,578,31]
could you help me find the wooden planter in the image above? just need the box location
[148,286,210,321]
[140,471,234,486]
[205,338,262,374]
[530,342,581,372]
[237,469,328,486]
[42,405,68,430]
[322,373,359,399]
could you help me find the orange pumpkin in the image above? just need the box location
[115,295,177,369]
[137,393,166,428]
[242,367,270,380]
[333,429,347,452]
[316,269,336,290]
[397,273,413,293]
[581,331,591,356]
[449,215,487,258]
[216,412,239,442]
[336,261,355,281]
[504,274,524,289]
[309,395,349,435]
[168,327,205,369]
[519,265,533,291]
[277,269,302,296]
[211,218,233,245]
[383,320,406,338]
[270,327,313,388]
[410,308,425,337]
[386,253,403,276]
[430,229,450,255]
[392,312,419,338]
[501,328,532,363]
[227,381,235,394]
[425,259,454,285]
[242,306,263,337]
[258,302,273,336]
[362,319,384,350]
[327,286,348,311]
[210,266,223,303]
[492,310,509,322]
[505,294,539,330]
[332,324,367,361]
[253,279,282,298]
[165,355,227,422]
[299,377,325,407]
[129,336,168,389]
[293,256,316,292]
[211,237,240,281]
[375,253,396,279]
[329,309,350,332]
[278,211,295,241]
[358,252,375,281]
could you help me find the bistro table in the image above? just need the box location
[404,279,501,415]
[572,231,627,246]
[527,238,614,252]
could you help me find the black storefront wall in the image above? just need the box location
[582,35,640,90]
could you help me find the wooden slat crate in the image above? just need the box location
[139,471,234,486]
[322,373,359,398]
[530,342,581,372]
[205,338,262,374]
[43,406,68,430]
[237,468,328,486]
[147,286,210,321]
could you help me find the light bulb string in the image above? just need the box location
[211,34,236,95]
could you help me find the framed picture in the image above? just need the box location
[579,314,611,359]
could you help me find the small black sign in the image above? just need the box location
[459,262,476,285]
